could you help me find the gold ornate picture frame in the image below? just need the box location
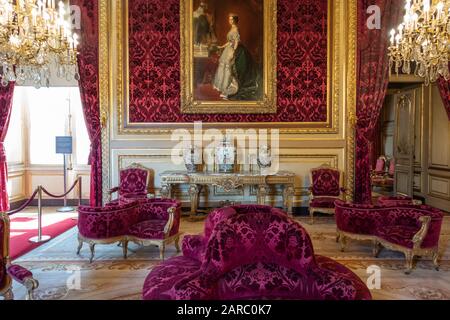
[180,0,277,114]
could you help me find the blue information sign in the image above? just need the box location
[56,136,73,154]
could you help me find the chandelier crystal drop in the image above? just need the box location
[0,0,79,88]
[388,0,450,85]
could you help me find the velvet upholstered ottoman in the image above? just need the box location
[142,205,371,300]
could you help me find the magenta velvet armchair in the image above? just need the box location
[335,200,443,274]
[372,158,395,190]
[1,212,39,300]
[143,206,371,300]
[77,201,140,262]
[125,198,182,260]
[309,164,346,224]
[109,163,153,202]
[372,156,387,176]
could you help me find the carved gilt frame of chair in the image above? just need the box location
[125,206,182,260]
[109,163,154,201]
[308,164,346,224]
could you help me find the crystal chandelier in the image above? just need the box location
[0,0,79,88]
[388,0,450,85]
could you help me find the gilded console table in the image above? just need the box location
[160,171,296,217]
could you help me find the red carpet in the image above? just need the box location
[10,214,77,260]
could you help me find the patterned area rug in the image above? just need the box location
[10,215,450,300]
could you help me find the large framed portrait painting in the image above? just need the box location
[180,0,277,114]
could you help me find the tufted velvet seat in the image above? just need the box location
[77,198,182,262]
[335,200,443,274]
[310,197,338,208]
[143,205,371,300]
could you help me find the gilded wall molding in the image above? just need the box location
[112,0,342,135]
[99,0,111,203]
[98,0,357,202]
[345,0,357,201]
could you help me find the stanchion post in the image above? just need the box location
[29,186,51,244]
[57,154,74,213]
[78,177,82,207]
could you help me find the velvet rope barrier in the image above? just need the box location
[6,178,82,216]
[40,178,80,199]
[5,178,82,244]
[7,188,40,216]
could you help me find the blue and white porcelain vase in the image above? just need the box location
[183,145,202,173]
[215,138,236,173]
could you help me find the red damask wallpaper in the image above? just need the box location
[128,0,328,123]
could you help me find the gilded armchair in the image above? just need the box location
[308,164,346,224]
[372,157,395,190]
[125,198,182,260]
[371,156,387,179]
[109,163,154,202]
[1,212,39,300]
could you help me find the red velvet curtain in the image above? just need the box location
[354,0,402,204]
[437,64,450,120]
[0,83,14,212]
[370,118,382,169]
[71,0,102,207]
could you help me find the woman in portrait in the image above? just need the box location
[213,14,259,101]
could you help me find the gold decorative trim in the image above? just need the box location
[99,0,111,204]
[113,0,342,134]
[345,0,357,201]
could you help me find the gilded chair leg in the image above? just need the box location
[372,240,381,258]
[3,288,14,300]
[25,289,34,301]
[159,244,166,260]
[76,239,83,255]
[336,231,340,243]
[404,251,414,275]
[339,235,347,252]
[174,236,181,253]
[432,251,440,271]
[122,240,129,259]
[89,243,96,263]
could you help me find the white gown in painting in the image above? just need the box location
[213,29,240,98]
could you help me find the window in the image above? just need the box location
[5,86,89,167]
[4,94,23,164]
[28,87,68,165]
